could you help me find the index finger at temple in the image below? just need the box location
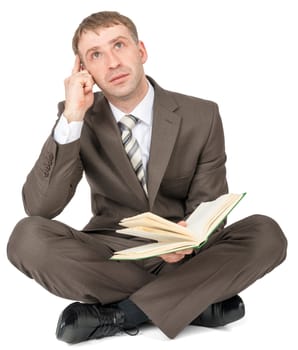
[72,55,81,74]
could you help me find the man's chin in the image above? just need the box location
[103,86,134,101]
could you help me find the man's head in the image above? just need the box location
[72,11,139,55]
[72,11,148,110]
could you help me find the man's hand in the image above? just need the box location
[63,55,95,122]
[159,221,194,263]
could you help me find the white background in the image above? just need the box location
[0,0,297,349]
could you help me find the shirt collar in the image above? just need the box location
[108,80,154,126]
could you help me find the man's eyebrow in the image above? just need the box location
[85,46,101,56]
[109,35,130,44]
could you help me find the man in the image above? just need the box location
[7,11,287,344]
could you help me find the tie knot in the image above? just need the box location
[119,114,138,131]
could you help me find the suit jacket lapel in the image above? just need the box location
[147,87,181,209]
[90,95,148,203]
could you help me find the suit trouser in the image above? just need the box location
[7,214,287,338]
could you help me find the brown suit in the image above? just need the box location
[7,78,287,338]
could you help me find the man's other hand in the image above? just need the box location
[159,221,194,263]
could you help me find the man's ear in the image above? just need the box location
[80,61,85,71]
[138,41,148,64]
[78,55,86,70]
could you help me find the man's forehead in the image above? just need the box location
[77,24,132,53]
[80,24,130,42]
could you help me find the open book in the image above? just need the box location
[110,192,246,260]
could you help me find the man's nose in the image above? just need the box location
[106,51,121,68]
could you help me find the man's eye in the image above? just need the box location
[115,42,123,49]
[92,51,101,59]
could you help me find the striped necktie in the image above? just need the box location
[119,114,148,196]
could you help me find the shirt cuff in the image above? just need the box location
[53,115,83,144]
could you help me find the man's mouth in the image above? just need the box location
[109,73,129,84]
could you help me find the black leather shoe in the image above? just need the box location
[56,302,126,344]
[191,295,245,327]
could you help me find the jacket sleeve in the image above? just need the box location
[22,135,83,218]
[22,103,83,218]
[184,103,228,218]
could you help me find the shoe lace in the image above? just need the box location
[121,326,139,336]
[88,305,139,339]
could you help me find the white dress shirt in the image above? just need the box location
[54,81,154,172]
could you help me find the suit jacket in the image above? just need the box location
[22,77,228,231]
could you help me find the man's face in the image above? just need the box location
[78,24,148,103]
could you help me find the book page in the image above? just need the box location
[120,212,193,238]
[111,240,198,260]
[117,227,195,242]
[186,193,245,241]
